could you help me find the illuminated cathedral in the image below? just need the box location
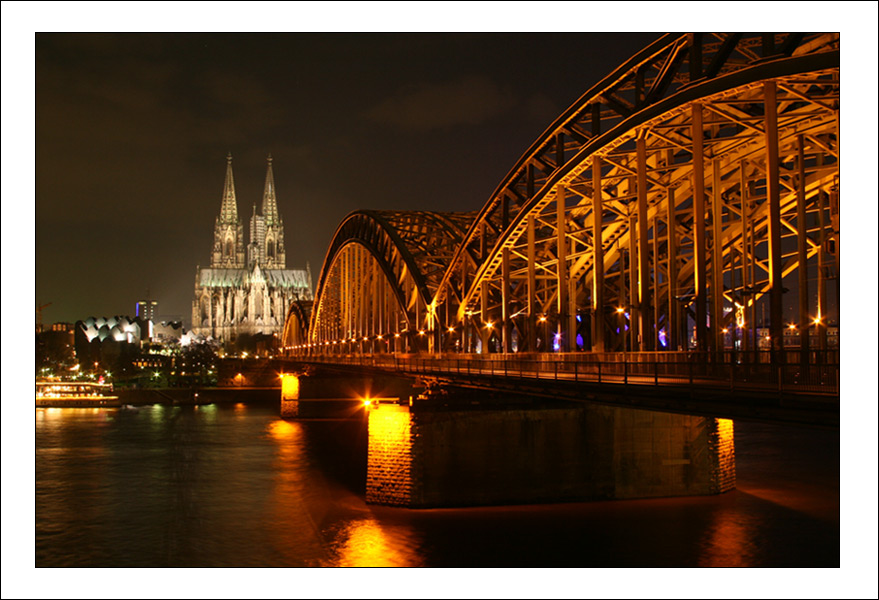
[192,154,312,348]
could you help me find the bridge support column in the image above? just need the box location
[366,401,735,508]
[636,135,653,351]
[556,185,573,352]
[764,81,784,360]
[592,157,605,352]
[527,215,538,352]
[501,247,512,353]
[692,102,709,353]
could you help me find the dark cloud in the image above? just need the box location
[366,75,515,132]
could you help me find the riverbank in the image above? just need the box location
[115,386,280,406]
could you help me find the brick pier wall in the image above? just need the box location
[366,403,735,508]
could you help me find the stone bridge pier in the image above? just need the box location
[281,373,734,508]
[366,400,734,507]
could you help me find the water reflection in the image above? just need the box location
[36,404,838,567]
[199,402,218,423]
[265,418,329,565]
[323,518,423,567]
[698,506,755,567]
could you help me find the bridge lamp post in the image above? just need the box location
[537,315,548,352]
[811,315,823,357]
[616,307,627,353]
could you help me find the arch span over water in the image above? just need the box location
[287,33,839,359]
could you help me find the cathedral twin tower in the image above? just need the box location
[192,154,313,348]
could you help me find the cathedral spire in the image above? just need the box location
[212,153,245,269]
[220,152,239,224]
[262,154,280,225]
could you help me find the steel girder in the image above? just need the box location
[430,33,839,355]
[306,210,475,351]
[281,299,311,347]
[458,70,839,356]
[293,33,839,358]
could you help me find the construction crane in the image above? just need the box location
[36,302,52,334]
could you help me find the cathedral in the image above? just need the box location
[191,154,313,348]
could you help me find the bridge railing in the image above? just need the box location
[291,351,839,397]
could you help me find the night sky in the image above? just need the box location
[33,30,662,326]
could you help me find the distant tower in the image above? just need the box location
[136,291,158,321]
[211,153,246,268]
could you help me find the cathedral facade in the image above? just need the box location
[192,154,313,347]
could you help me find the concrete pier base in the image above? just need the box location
[366,403,734,507]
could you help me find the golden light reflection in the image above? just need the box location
[264,418,329,565]
[267,419,300,440]
[698,508,755,567]
[37,407,105,424]
[323,519,422,567]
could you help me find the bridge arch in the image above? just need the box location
[303,210,475,353]
[290,33,839,359]
[432,32,839,356]
[281,298,311,348]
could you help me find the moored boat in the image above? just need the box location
[36,380,121,407]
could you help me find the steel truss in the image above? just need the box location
[299,210,475,352]
[288,33,839,363]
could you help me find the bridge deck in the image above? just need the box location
[285,352,839,427]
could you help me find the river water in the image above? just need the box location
[35,400,839,569]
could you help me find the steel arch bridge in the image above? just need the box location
[285,33,839,378]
